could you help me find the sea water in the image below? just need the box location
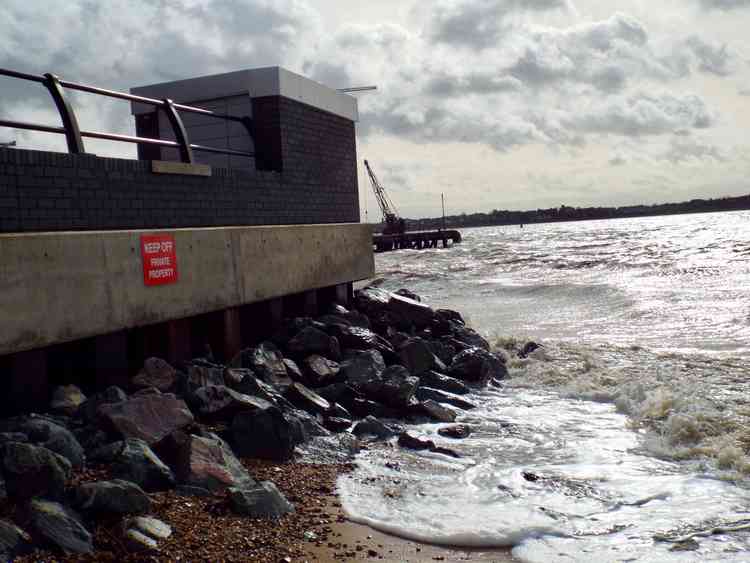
[337,210,750,561]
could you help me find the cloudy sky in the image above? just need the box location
[2,0,749,218]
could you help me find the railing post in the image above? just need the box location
[43,73,85,154]
[162,99,194,163]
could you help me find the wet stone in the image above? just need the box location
[228,481,295,519]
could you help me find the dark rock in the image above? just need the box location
[316,383,361,411]
[193,385,273,418]
[184,360,225,391]
[395,288,422,302]
[352,416,399,440]
[285,408,329,439]
[1,442,71,502]
[416,400,457,422]
[133,387,162,397]
[426,339,458,366]
[397,432,435,451]
[387,293,435,329]
[519,341,542,358]
[418,370,470,395]
[50,385,86,416]
[282,359,305,382]
[24,499,92,554]
[235,342,291,390]
[0,416,85,469]
[287,327,339,360]
[73,479,151,515]
[284,382,331,415]
[339,350,386,389]
[350,397,401,419]
[133,357,178,392]
[302,355,341,387]
[451,326,491,351]
[164,433,256,494]
[435,309,465,326]
[78,386,128,424]
[330,402,351,419]
[361,365,419,409]
[224,369,284,406]
[0,519,32,560]
[73,426,111,457]
[388,331,412,350]
[0,432,27,446]
[97,393,194,445]
[229,482,294,518]
[113,438,175,492]
[415,387,476,410]
[88,441,125,464]
[398,338,446,375]
[353,286,392,318]
[438,424,473,439]
[322,417,352,432]
[324,324,395,360]
[232,406,297,461]
[448,348,508,386]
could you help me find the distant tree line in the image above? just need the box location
[380,193,750,232]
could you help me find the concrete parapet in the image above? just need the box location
[0,223,374,356]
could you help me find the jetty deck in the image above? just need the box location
[373,229,462,252]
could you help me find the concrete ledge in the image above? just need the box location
[0,223,374,356]
[151,161,212,176]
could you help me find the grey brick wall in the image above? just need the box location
[0,96,360,232]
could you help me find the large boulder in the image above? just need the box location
[1,442,71,502]
[0,520,32,561]
[316,383,362,412]
[418,370,470,395]
[192,385,272,419]
[397,432,435,451]
[231,406,298,461]
[97,393,194,445]
[133,357,178,392]
[234,342,291,390]
[224,369,285,406]
[24,500,92,554]
[113,438,175,492]
[360,365,419,409]
[73,479,151,515]
[416,400,457,423]
[352,416,400,440]
[448,348,508,385]
[229,482,295,519]
[159,432,256,494]
[322,324,395,360]
[302,355,341,387]
[183,360,225,392]
[284,383,331,415]
[78,386,128,424]
[398,338,446,375]
[282,359,305,382]
[322,416,352,433]
[387,293,436,328]
[0,416,84,469]
[49,385,87,416]
[415,387,476,410]
[450,326,491,351]
[353,287,392,319]
[339,350,386,390]
[287,326,340,360]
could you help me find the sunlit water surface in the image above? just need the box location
[337,211,750,561]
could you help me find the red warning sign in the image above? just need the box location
[140,234,178,286]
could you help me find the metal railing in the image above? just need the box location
[0,68,255,164]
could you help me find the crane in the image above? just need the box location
[364,159,406,235]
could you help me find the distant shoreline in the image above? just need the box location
[385,194,750,232]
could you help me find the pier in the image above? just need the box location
[373,229,462,252]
